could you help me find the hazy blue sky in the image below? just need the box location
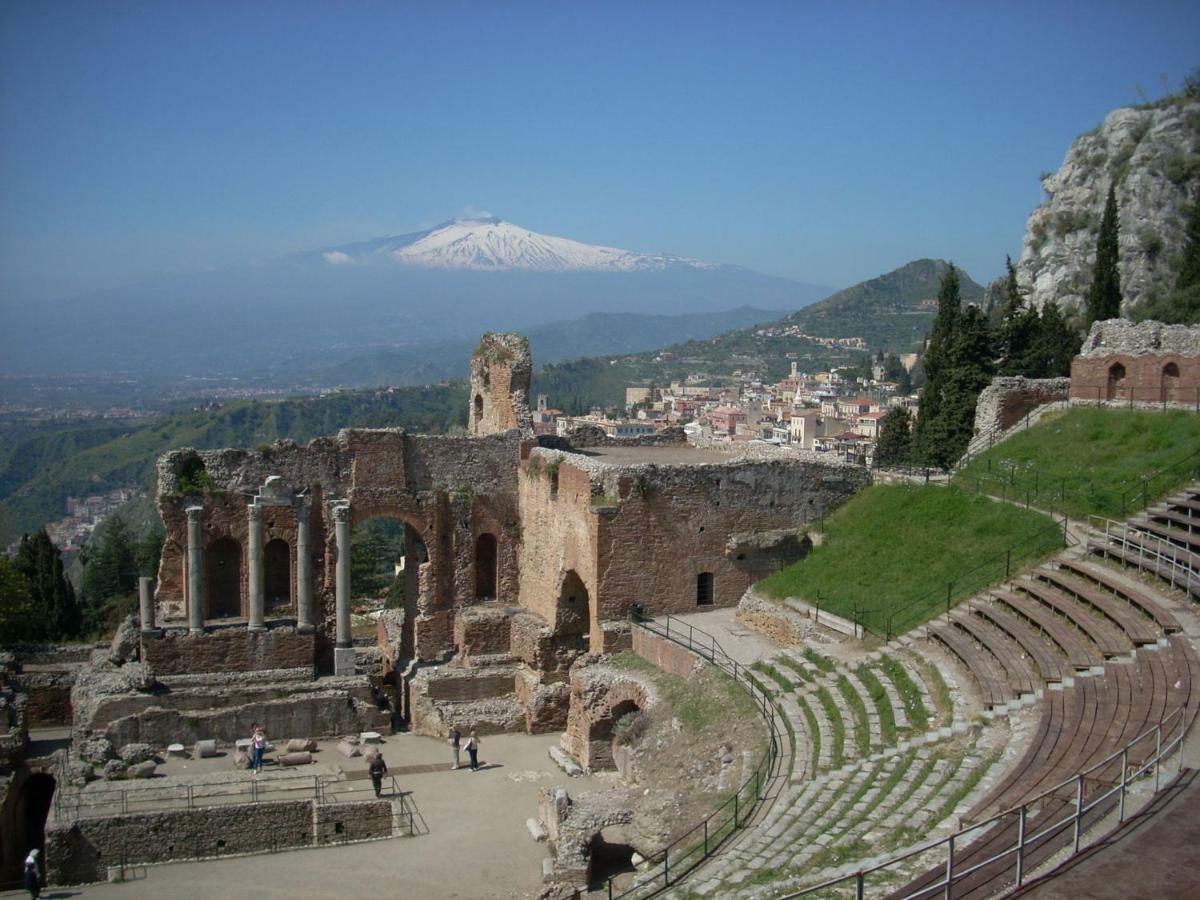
[2,0,1198,303]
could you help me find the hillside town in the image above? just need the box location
[544,356,920,466]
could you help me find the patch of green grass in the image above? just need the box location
[795,694,821,770]
[837,675,871,755]
[880,655,928,731]
[815,686,845,769]
[758,484,1060,635]
[915,657,953,721]
[752,661,795,692]
[857,666,897,745]
[803,647,836,673]
[955,408,1200,519]
[776,655,814,683]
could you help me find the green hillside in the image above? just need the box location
[776,259,985,352]
[0,383,466,540]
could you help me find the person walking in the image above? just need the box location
[449,726,462,770]
[464,730,480,772]
[250,724,267,774]
[368,751,388,798]
[23,848,41,899]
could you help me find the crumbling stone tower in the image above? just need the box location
[469,332,533,436]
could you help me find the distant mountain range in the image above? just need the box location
[0,217,833,377]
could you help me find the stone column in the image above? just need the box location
[333,503,355,675]
[138,576,158,634]
[247,503,265,631]
[186,506,205,633]
[296,499,314,633]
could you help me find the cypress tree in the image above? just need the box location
[1087,183,1122,325]
[874,407,914,467]
[15,530,81,640]
[913,266,961,463]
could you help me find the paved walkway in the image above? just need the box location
[668,607,781,666]
[12,732,604,900]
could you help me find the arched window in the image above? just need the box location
[1162,361,1180,402]
[1106,362,1126,401]
[474,394,484,419]
[696,572,715,606]
[474,533,498,600]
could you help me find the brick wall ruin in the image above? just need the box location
[1070,319,1200,404]
[141,626,315,675]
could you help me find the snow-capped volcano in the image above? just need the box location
[321,217,729,273]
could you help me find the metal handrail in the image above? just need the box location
[600,609,785,899]
[778,700,1197,898]
[1087,514,1199,597]
[848,516,1069,641]
[55,770,341,821]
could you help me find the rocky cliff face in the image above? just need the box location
[1017,94,1199,314]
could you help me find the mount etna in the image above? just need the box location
[0,217,832,378]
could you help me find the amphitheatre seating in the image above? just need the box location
[889,530,1198,900]
[691,649,1006,898]
[965,603,1068,684]
[1089,485,1200,600]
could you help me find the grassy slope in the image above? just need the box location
[955,408,1200,519]
[758,484,1061,634]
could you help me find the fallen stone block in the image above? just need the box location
[126,760,157,779]
[286,738,318,753]
[279,751,312,766]
[337,740,361,758]
[542,857,555,884]
[119,742,155,765]
[194,739,217,759]
[167,743,187,757]
[548,746,582,777]
[103,759,127,780]
[234,750,250,769]
[526,817,547,842]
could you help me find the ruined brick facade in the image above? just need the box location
[1069,319,1200,405]
[149,334,867,735]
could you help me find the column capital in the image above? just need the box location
[332,503,351,524]
[185,505,204,522]
[248,502,262,523]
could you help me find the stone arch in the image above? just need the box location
[474,393,484,419]
[1106,361,1126,400]
[264,538,291,612]
[1,771,55,884]
[554,570,591,658]
[1162,361,1180,402]
[205,537,242,618]
[474,532,498,600]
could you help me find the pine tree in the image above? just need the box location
[0,558,37,643]
[1032,301,1082,377]
[874,407,914,467]
[15,530,81,640]
[1087,183,1123,325]
[79,516,141,633]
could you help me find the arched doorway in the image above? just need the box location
[1106,362,1126,401]
[351,518,406,605]
[1162,362,1180,402]
[264,538,291,613]
[554,570,590,657]
[696,571,715,606]
[205,537,242,618]
[3,773,55,885]
[474,394,484,419]
[475,533,498,600]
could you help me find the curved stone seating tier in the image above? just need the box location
[988,588,1105,671]
[1011,575,1133,657]
[966,602,1069,684]
[1034,568,1162,645]
[1057,558,1182,633]
[687,731,1002,898]
[894,626,1197,900]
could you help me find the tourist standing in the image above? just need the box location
[368,751,388,798]
[449,726,462,769]
[465,730,480,771]
[251,724,267,773]
[23,849,41,899]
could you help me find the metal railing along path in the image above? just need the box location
[596,609,786,899]
[778,702,1197,899]
[1087,514,1200,598]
